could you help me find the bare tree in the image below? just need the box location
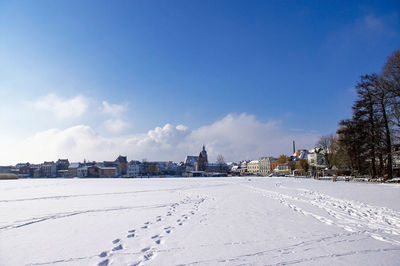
[316,134,336,168]
[216,154,226,173]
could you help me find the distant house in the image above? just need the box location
[99,167,118,178]
[41,162,57,177]
[308,148,327,168]
[239,160,249,175]
[77,166,88,177]
[184,156,198,171]
[68,163,80,177]
[115,155,128,175]
[87,165,117,178]
[259,157,277,176]
[127,161,141,177]
[17,163,31,177]
[88,165,100,177]
[56,159,70,171]
[247,160,260,175]
[274,163,291,175]
[57,170,70,178]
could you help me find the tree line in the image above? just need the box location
[323,50,400,180]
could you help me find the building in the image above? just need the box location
[294,150,309,161]
[17,163,31,177]
[308,148,327,168]
[86,165,117,178]
[196,145,208,171]
[127,161,141,177]
[239,160,249,175]
[56,159,70,171]
[259,157,277,176]
[88,165,100,177]
[247,160,260,175]
[115,155,128,175]
[68,163,80,177]
[184,156,198,171]
[41,162,57,177]
[158,161,179,175]
[206,163,228,173]
[77,166,88,177]
[99,167,118,178]
[274,163,291,175]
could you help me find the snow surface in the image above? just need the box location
[1,177,400,266]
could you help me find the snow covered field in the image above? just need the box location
[1,177,400,266]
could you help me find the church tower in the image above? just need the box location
[197,145,208,171]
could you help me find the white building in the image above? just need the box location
[308,148,327,168]
[259,157,276,176]
[128,162,140,177]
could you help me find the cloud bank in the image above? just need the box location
[32,94,88,119]
[0,113,319,165]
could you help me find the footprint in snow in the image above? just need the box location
[128,229,136,233]
[98,251,108,258]
[127,233,135,238]
[143,251,155,261]
[151,234,159,239]
[141,247,151,252]
[112,244,123,251]
[112,239,120,244]
[98,259,110,266]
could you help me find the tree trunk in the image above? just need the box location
[380,97,393,180]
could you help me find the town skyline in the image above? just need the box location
[1,1,399,164]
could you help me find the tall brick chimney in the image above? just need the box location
[293,140,295,154]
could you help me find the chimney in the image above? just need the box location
[293,140,295,154]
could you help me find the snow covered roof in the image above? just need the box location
[248,160,259,164]
[99,167,117,170]
[184,156,198,165]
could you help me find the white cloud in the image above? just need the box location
[101,101,129,133]
[32,94,88,119]
[104,118,129,133]
[0,113,319,165]
[102,101,127,116]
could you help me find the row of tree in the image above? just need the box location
[324,50,399,180]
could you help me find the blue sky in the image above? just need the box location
[0,0,399,164]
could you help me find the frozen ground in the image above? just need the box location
[0,177,399,266]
